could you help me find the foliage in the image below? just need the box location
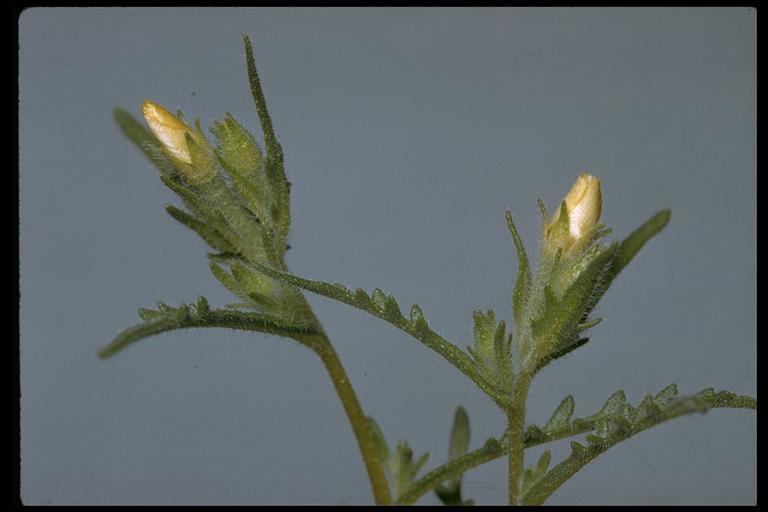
[104,36,756,505]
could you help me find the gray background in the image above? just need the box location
[20,7,756,505]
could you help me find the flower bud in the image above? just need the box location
[141,100,194,164]
[142,100,217,184]
[547,173,602,247]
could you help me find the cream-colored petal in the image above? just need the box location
[142,100,193,164]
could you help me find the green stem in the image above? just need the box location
[507,375,531,506]
[309,334,393,505]
[292,291,391,505]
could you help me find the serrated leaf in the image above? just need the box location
[137,307,164,321]
[544,395,575,433]
[413,452,430,475]
[389,441,430,498]
[595,390,628,418]
[156,301,174,314]
[353,288,374,309]
[100,297,318,359]
[522,384,755,505]
[248,262,506,407]
[522,450,551,495]
[409,304,424,325]
[372,288,388,310]
[383,296,403,322]
[576,317,602,331]
[654,383,678,407]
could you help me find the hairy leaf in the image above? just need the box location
[249,262,510,408]
[435,406,472,505]
[99,296,318,358]
[522,385,756,504]
[399,386,755,505]
[506,211,532,329]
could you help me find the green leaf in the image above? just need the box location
[543,395,575,434]
[249,262,509,408]
[522,450,551,496]
[400,386,754,505]
[435,406,472,506]
[585,209,670,315]
[165,204,236,253]
[210,262,245,298]
[99,297,318,358]
[366,416,390,466]
[243,35,290,256]
[506,211,532,329]
[387,441,430,498]
[448,406,470,462]
[469,309,514,393]
[522,385,756,505]
[615,209,671,277]
[397,438,502,505]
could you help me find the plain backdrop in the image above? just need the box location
[20,7,755,505]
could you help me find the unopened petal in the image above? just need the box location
[142,100,193,164]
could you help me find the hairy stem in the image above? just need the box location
[310,336,392,505]
[507,375,532,506]
[292,293,392,505]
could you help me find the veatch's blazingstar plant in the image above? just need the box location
[104,37,756,506]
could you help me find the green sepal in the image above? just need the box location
[536,198,549,236]
[530,243,618,367]
[533,337,590,373]
[212,113,264,180]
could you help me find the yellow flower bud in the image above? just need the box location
[547,173,602,244]
[141,100,193,164]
